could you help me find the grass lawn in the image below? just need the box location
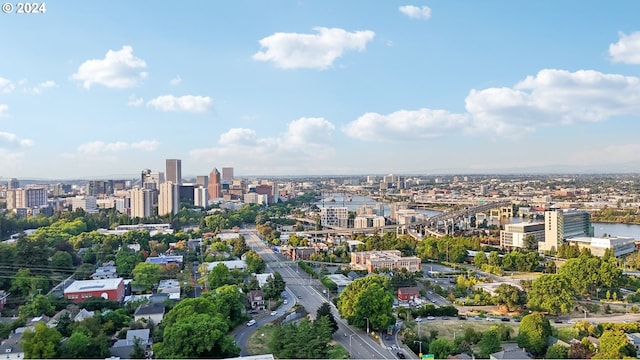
[411,319,520,340]
[246,324,278,355]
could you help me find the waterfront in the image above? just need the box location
[315,193,640,240]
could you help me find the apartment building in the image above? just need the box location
[320,207,348,228]
[500,221,545,249]
[158,182,179,216]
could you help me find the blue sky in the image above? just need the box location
[2,1,640,179]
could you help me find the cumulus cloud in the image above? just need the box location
[147,95,212,113]
[609,32,640,64]
[170,76,182,86]
[190,117,336,173]
[399,5,432,19]
[72,45,148,89]
[344,68,640,141]
[252,27,375,69]
[127,95,144,107]
[0,77,14,93]
[77,140,159,155]
[343,109,470,141]
[28,80,57,94]
[0,131,33,147]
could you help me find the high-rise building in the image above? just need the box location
[194,186,208,208]
[130,187,153,218]
[320,207,349,228]
[7,178,19,190]
[208,168,221,201]
[539,208,594,253]
[141,169,164,189]
[196,175,209,188]
[158,182,179,216]
[222,167,234,184]
[87,180,114,197]
[166,159,182,185]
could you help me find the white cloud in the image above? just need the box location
[343,109,470,141]
[252,27,375,69]
[147,94,212,113]
[344,69,640,141]
[399,5,432,19]
[170,76,182,86]
[190,117,336,174]
[127,95,144,107]
[0,131,33,147]
[609,32,640,64]
[71,45,148,89]
[28,80,57,94]
[0,104,8,118]
[77,140,159,155]
[0,77,14,93]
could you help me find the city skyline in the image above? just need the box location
[3,1,640,179]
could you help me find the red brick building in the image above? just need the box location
[63,278,125,303]
[397,287,420,301]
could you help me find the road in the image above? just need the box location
[237,230,397,359]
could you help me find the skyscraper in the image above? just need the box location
[130,187,153,218]
[222,167,234,184]
[196,175,209,188]
[166,159,182,185]
[208,168,221,201]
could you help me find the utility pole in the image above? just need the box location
[364,317,369,334]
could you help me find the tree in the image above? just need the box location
[516,312,552,357]
[493,283,526,311]
[51,251,74,270]
[58,331,91,358]
[316,302,338,333]
[337,274,394,332]
[131,336,146,359]
[478,329,502,358]
[474,251,488,267]
[428,338,455,359]
[545,344,569,359]
[132,262,161,292]
[527,274,573,314]
[524,234,538,251]
[244,249,266,274]
[116,249,143,277]
[208,263,232,290]
[593,329,637,359]
[19,294,55,318]
[20,322,62,359]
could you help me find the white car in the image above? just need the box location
[426,316,436,320]
[415,317,423,322]
[391,344,398,350]
[246,319,256,326]
[271,311,278,316]
[283,300,288,305]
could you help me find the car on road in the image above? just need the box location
[415,317,423,322]
[426,316,436,320]
[391,344,398,350]
[567,320,576,324]
[297,295,302,299]
[283,300,288,305]
[246,319,256,326]
[271,311,278,316]
[397,352,406,359]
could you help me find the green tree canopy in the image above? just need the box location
[493,283,526,311]
[132,262,161,292]
[20,322,62,359]
[527,274,573,314]
[516,312,552,357]
[593,329,637,359]
[337,274,394,332]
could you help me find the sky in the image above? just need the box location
[3,1,640,180]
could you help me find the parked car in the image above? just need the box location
[501,317,510,322]
[415,317,423,322]
[271,311,278,316]
[426,316,436,320]
[247,319,256,326]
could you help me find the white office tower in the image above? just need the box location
[158,182,179,216]
[539,208,594,253]
[194,186,208,208]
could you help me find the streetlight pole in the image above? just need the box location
[364,317,369,334]
[414,340,423,358]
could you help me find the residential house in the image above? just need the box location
[134,302,165,324]
[74,308,95,322]
[157,279,181,300]
[0,333,24,360]
[490,348,533,360]
[145,254,183,268]
[110,328,151,359]
[248,290,265,311]
[91,264,118,280]
[397,287,420,301]
[627,333,640,351]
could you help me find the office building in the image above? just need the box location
[165,159,182,185]
[71,195,98,214]
[158,182,179,216]
[179,184,194,206]
[7,187,48,210]
[566,236,637,258]
[208,168,221,200]
[222,167,234,184]
[194,186,208,208]
[87,180,114,196]
[320,207,348,228]
[350,250,422,273]
[539,209,594,253]
[500,221,545,249]
[7,178,19,190]
[141,169,164,189]
[130,187,153,218]
[196,175,209,188]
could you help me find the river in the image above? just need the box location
[315,193,640,239]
